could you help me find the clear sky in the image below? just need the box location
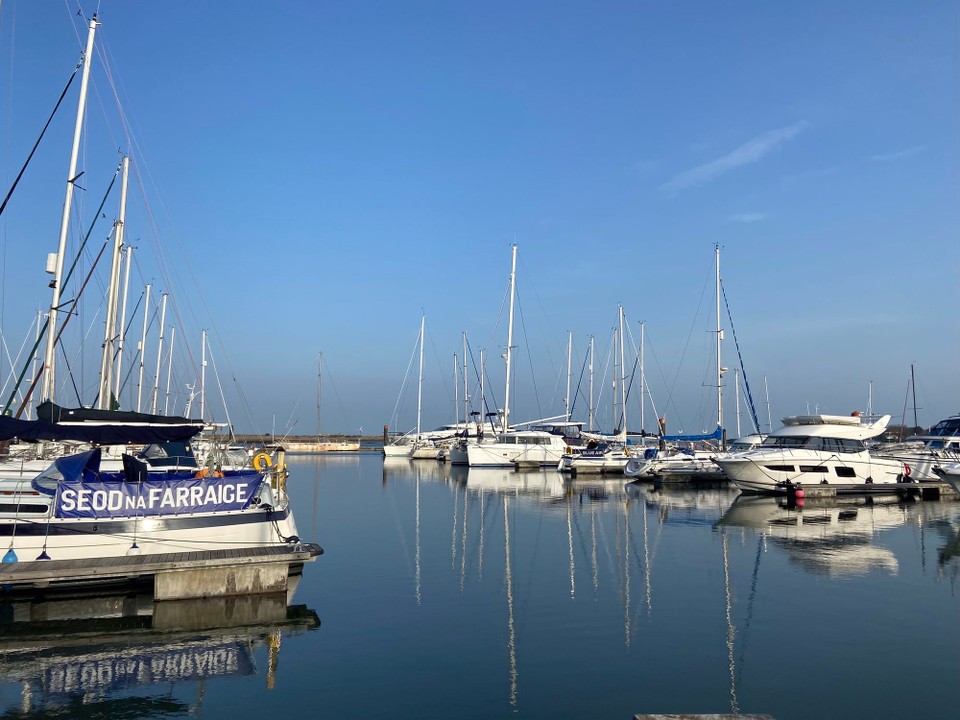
[0,1,956,437]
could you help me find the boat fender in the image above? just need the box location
[253,452,273,472]
[904,464,911,477]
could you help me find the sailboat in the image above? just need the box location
[625,244,730,481]
[286,353,360,453]
[559,305,635,475]
[465,246,568,468]
[0,14,308,565]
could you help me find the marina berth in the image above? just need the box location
[714,413,910,494]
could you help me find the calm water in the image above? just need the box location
[1,453,959,719]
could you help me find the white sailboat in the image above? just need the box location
[286,353,360,453]
[465,246,568,468]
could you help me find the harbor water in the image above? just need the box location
[1,453,959,719]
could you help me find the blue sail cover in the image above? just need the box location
[0,415,202,444]
[661,426,723,442]
[33,448,265,520]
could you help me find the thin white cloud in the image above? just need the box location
[868,146,926,162]
[661,121,808,195]
[728,212,767,224]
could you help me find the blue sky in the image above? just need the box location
[0,1,956,436]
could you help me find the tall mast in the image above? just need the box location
[98,156,130,409]
[715,244,725,446]
[136,284,151,412]
[763,376,772,434]
[163,326,176,415]
[150,293,168,413]
[911,362,918,429]
[479,349,485,434]
[503,244,517,432]
[639,322,645,435]
[588,335,594,431]
[200,329,207,421]
[42,14,99,403]
[565,331,572,422]
[417,315,425,439]
[113,244,134,405]
[618,305,626,443]
[462,332,469,433]
[317,352,323,439]
[453,354,459,427]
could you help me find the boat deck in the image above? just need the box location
[0,543,323,594]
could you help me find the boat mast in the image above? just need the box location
[588,335,594,432]
[462,332,469,433]
[136,284,151,412]
[200,329,207,421]
[639,322,645,435]
[150,293,168,413]
[317,352,323,440]
[715,243,725,447]
[163,326,176,415]
[113,244,134,405]
[453,354,459,427]
[417,314,425,440]
[41,14,98,403]
[565,331,572,422]
[503,244,517,432]
[763,376,772,434]
[618,305,626,444]
[98,155,130,409]
[911,362,918,430]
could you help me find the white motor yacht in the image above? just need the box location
[714,414,910,494]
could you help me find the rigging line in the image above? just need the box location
[567,343,591,419]
[721,282,761,435]
[204,342,234,432]
[113,291,145,399]
[0,56,83,218]
[663,268,712,431]
[1,163,121,416]
[319,354,352,432]
[19,236,111,415]
[0,318,36,407]
[465,339,500,426]
[515,288,544,419]
[389,326,422,432]
[426,323,455,408]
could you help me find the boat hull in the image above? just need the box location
[716,449,908,494]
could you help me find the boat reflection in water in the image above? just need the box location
[716,494,924,576]
[0,579,319,717]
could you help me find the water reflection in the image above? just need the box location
[719,495,920,576]
[0,581,319,717]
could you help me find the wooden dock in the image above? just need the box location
[0,543,323,599]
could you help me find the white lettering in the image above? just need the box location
[61,489,76,512]
[160,489,176,508]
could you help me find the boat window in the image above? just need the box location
[839,439,865,452]
[835,466,856,478]
[764,465,795,472]
[0,502,48,514]
[761,436,807,448]
[930,418,960,437]
[799,465,829,473]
